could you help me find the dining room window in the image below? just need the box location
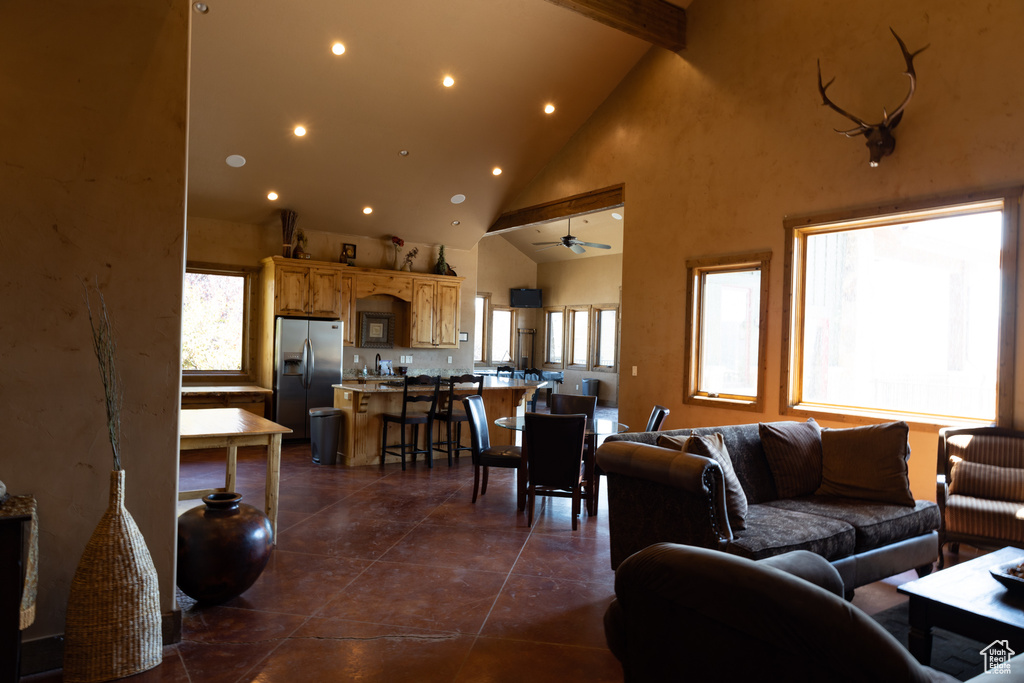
[181,264,255,379]
[593,305,618,371]
[782,188,1020,425]
[685,252,770,411]
[474,294,489,364]
[544,307,565,367]
[568,306,590,369]
[491,306,516,365]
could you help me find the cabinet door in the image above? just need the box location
[339,274,355,344]
[275,265,309,316]
[434,279,461,348]
[409,280,436,348]
[308,267,342,318]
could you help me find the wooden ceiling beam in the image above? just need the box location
[487,184,625,235]
[544,0,686,52]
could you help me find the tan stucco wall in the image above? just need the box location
[2,0,189,646]
[508,0,1024,500]
[476,235,541,365]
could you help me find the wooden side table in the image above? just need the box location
[1,495,37,682]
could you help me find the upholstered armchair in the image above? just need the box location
[936,426,1024,567]
[605,543,959,683]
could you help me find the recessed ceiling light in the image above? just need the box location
[192,2,209,14]
[294,125,307,137]
[451,220,461,226]
[225,154,246,168]
[267,192,278,201]
[399,150,409,156]
[442,75,455,88]
[451,194,466,204]
[363,207,373,215]
[331,42,345,56]
[492,167,502,176]
[544,103,555,114]
[611,212,623,220]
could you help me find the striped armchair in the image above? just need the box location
[937,426,1024,567]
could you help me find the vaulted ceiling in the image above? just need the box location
[186,0,687,257]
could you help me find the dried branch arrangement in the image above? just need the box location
[281,209,298,255]
[84,282,123,471]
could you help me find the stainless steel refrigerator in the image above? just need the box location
[273,317,344,439]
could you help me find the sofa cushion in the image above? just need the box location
[949,460,1024,502]
[657,433,748,530]
[725,504,855,561]
[763,497,940,553]
[944,494,1024,544]
[816,421,915,507]
[759,419,822,498]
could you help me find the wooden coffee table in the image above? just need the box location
[898,546,1024,664]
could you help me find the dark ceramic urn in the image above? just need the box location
[176,492,273,604]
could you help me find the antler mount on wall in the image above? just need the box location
[817,28,928,167]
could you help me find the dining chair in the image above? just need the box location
[433,373,484,466]
[645,405,671,432]
[462,394,526,509]
[523,367,542,411]
[550,393,599,514]
[495,365,515,378]
[523,412,588,530]
[380,375,440,470]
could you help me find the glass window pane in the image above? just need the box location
[800,211,1002,420]
[474,296,485,362]
[597,309,616,366]
[698,269,760,397]
[492,310,513,364]
[182,272,245,371]
[571,310,588,365]
[547,311,563,363]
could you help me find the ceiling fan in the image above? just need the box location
[532,218,612,255]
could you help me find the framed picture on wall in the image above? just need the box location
[359,311,394,348]
[341,243,357,264]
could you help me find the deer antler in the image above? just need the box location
[883,27,929,125]
[817,60,872,137]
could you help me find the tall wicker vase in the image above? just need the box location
[64,470,161,682]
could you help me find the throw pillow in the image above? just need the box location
[949,459,1024,502]
[657,433,748,530]
[816,421,915,506]
[759,419,822,498]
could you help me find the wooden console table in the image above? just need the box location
[179,408,291,542]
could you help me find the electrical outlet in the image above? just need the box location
[576,384,580,391]
[353,354,359,363]
[632,365,637,376]
[447,356,453,363]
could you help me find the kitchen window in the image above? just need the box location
[782,188,1020,426]
[543,307,565,368]
[181,264,255,380]
[685,252,770,411]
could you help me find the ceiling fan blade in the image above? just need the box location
[570,244,586,254]
[576,241,611,249]
[532,241,562,246]
[535,244,561,252]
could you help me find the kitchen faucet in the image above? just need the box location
[375,353,381,375]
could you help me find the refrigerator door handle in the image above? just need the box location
[302,338,314,389]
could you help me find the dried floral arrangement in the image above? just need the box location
[84,282,123,471]
[403,247,419,269]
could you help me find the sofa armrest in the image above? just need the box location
[758,549,844,598]
[597,441,732,569]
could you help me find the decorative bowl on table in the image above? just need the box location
[989,559,1024,596]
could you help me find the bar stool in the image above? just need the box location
[380,375,440,470]
[433,373,484,466]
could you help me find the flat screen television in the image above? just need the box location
[510,288,542,308]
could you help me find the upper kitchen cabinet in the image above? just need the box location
[261,256,348,319]
[410,277,461,348]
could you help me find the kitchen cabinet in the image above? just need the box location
[410,277,461,348]
[261,256,348,319]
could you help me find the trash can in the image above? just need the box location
[581,378,600,397]
[308,407,342,465]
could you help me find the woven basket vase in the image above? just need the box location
[64,469,162,682]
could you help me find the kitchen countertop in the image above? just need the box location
[334,376,547,393]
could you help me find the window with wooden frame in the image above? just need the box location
[684,252,770,411]
[591,305,619,372]
[474,293,489,364]
[181,263,257,381]
[543,306,565,368]
[567,306,590,369]
[490,306,517,366]
[782,187,1020,427]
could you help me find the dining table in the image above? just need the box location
[179,408,292,543]
[494,415,628,517]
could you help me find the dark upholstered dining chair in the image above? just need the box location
[524,412,588,530]
[645,405,670,432]
[380,375,440,470]
[550,393,599,514]
[462,394,526,509]
[433,373,484,466]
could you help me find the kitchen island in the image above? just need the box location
[332,376,545,467]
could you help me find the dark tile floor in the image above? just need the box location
[24,400,980,682]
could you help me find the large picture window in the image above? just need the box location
[782,188,1020,425]
[181,264,254,378]
[685,252,770,411]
